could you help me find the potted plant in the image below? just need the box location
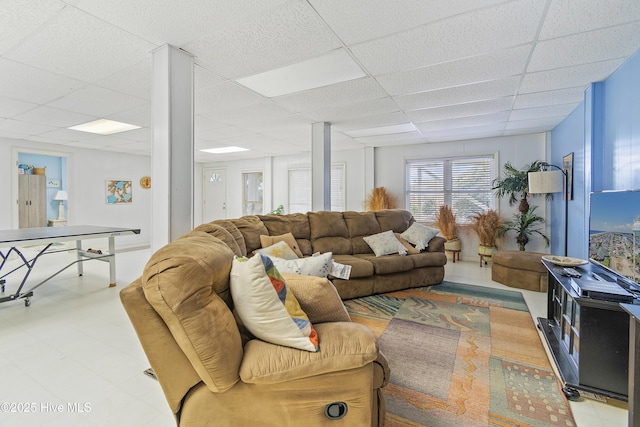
[492,161,552,250]
[501,206,550,251]
[470,209,504,265]
[436,205,460,251]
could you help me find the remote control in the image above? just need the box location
[562,267,582,278]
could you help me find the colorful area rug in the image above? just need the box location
[345,282,576,427]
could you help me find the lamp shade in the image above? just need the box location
[528,170,563,194]
[53,190,68,201]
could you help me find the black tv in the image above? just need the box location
[588,190,640,288]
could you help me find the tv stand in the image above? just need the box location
[538,259,635,401]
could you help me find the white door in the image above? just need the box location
[203,168,227,222]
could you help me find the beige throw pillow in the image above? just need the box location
[281,273,351,324]
[260,233,304,258]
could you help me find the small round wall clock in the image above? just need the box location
[140,176,151,189]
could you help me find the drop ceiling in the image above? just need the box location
[1,0,639,162]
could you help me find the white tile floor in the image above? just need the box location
[0,247,629,426]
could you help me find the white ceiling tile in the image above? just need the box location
[309,0,505,45]
[505,117,565,131]
[14,106,95,127]
[528,22,640,72]
[415,111,510,132]
[513,87,585,109]
[0,97,38,118]
[422,124,506,141]
[49,85,147,117]
[351,131,425,146]
[209,101,294,126]
[112,127,150,142]
[4,6,157,82]
[185,2,342,78]
[196,82,266,116]
[394,77,521,111]
[0,59,85,104]
[107,104,152,128]
[195,65,227,89]
[407,98,514,123]
[95,57,153,101]
[509,104,579,121]
[376,45,531,96]
[539,0,640,40]
[519,59,625,93]
[350,0,545,75]
[0,118,57,136]
[304,98,400,123]
[33,128,96,142]
[332,112,412,132]
[0,0,65,54]
[272,77,387,112]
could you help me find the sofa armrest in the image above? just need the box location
[426,236,446,252]
[373,350,390,388]
[240,322,378,384]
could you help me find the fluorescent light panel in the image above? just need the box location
[345,123,417,138]
[236,49,366,97]
[68,119,141,135]
[200,146,249,154]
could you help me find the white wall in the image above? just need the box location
[374,133,551,259]
[1,137,151,249]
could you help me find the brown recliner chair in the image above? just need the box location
[120,230,389,426]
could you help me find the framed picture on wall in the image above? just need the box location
[563,153,574,201]
[106,179,133,204]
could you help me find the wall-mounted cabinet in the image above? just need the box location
[18,174,46,228]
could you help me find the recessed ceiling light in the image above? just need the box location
[200,146,250,154]
[236,49,366,97]
[345,123,417,138]
[68,119,141,135]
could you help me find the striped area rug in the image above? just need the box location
[345,282,576,427]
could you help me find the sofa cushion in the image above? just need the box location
[400,223,440,251]
[192,222,243,256]
[230,216,269,255]
[408,251,448,268]
[259,213,312,256]
[355,253,415,275]
[212,220,247,256]
[331,254,374,278]
[240,322,378,384]
[343,211,381,237]
[259,232,303,258]
[270,252,333,278]
[395,233,420,254]
[257,240,300,260]
[142,231,243,393]
[312,236,352,255]
[363,230,408,256]
[375,209,414,233]
[231,254,319,352]
[281,273,351,323]
[309,211,349,239]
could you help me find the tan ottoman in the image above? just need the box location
[491,250,548,292]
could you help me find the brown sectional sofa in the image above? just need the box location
[208,209,447,299]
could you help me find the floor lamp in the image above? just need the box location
[528,164,568,256]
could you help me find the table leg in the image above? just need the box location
[76,240,84,276]
[108,236,116,287]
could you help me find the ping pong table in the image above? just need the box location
[0,225,140,306]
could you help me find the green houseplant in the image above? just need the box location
[492,161,551,251]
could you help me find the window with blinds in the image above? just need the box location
[405,155,495,224]
[288,164,345,213]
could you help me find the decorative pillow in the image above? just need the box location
[395,233,420,254]
[256,240,299,260]
[230,254,319,352]
[260,233,303,258]
[281,273,351,323]
[270,252,333,277]
[363,230,407,257]
[400,223,440,251]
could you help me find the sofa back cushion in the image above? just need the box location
[211,220,247,256]
[309,211,352,255]
[142,231,243,393]
[193,222,243,256]
[259,213,312,256]
[375,209,415,233]
[343,211,380,254]
[230,216,269,254]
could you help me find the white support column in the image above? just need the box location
[312,122,331,211]
[364,146,375,201]
[151,45,194,252]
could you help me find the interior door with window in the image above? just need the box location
[203,168,227,221]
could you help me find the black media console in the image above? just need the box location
[538,259,640,401]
